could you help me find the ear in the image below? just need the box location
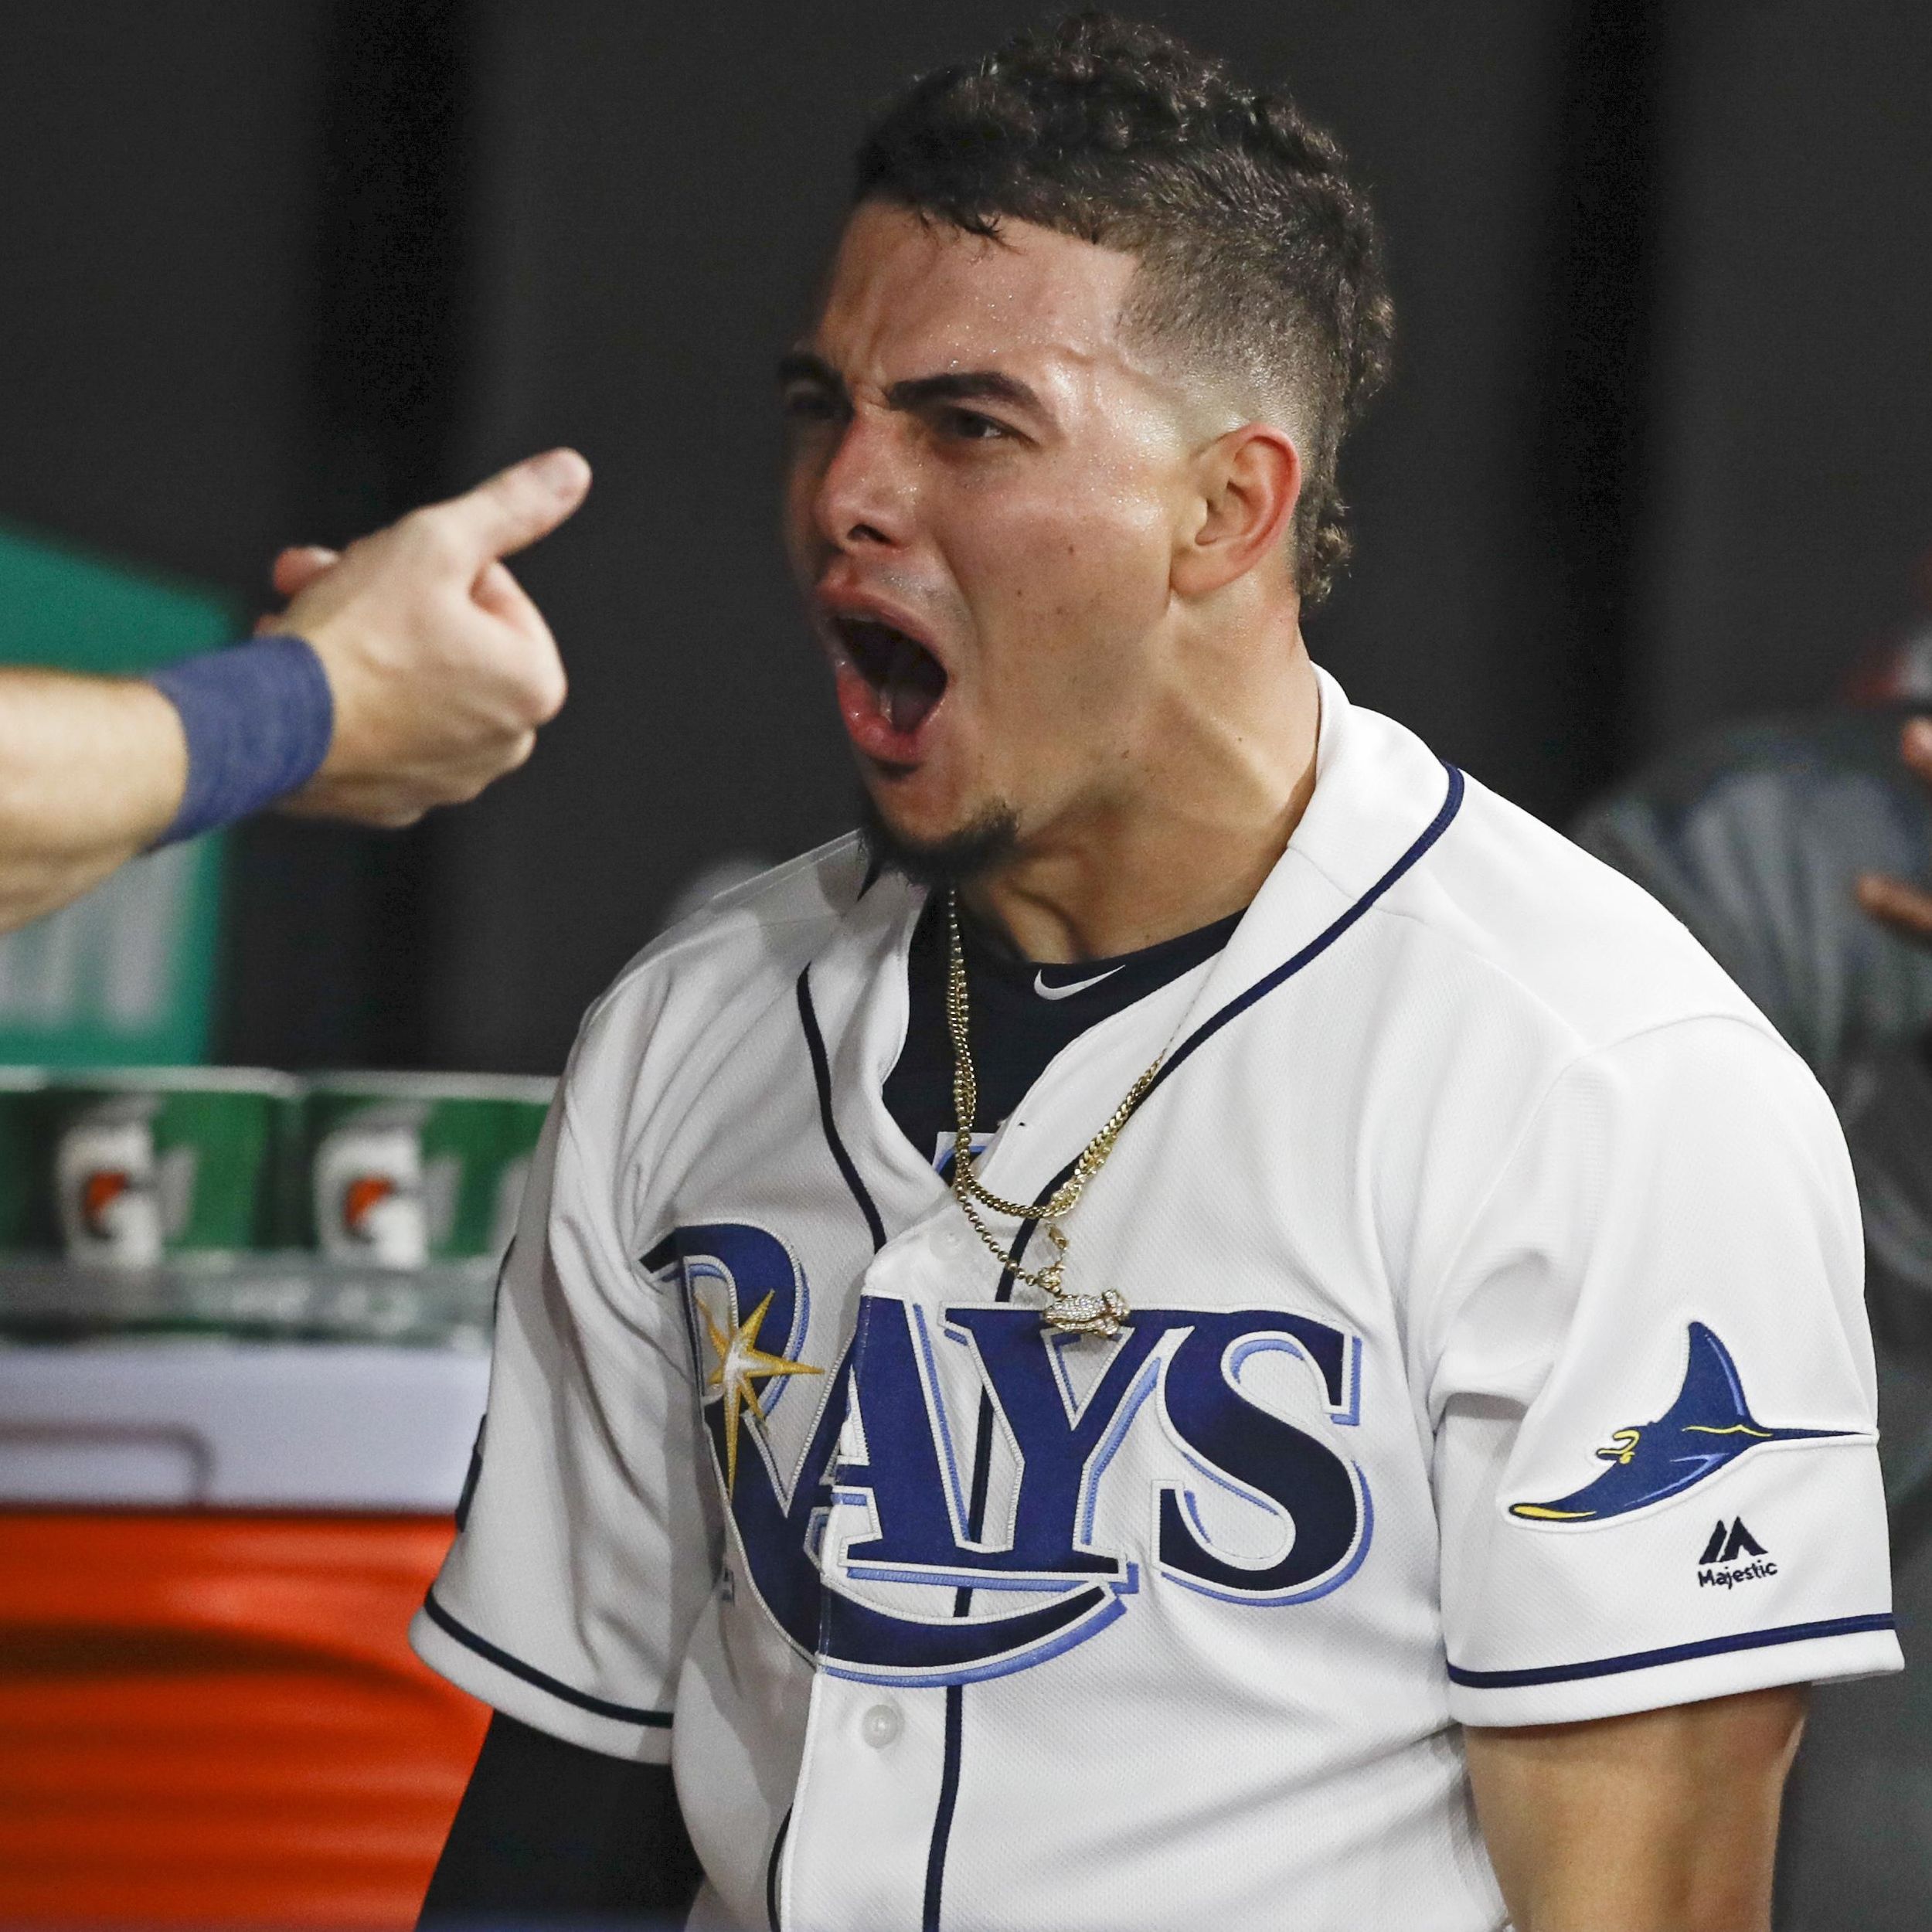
[1172,424,1302,600]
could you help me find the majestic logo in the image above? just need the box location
[1510,1322,1853,1525]
[1696,1515,1777,1589]
[652,1222,1372,1688]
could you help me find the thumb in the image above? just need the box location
[472,558,543,631]
[429,447,592,570]
[272,544,340,600]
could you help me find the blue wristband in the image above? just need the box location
[148,634,335,845]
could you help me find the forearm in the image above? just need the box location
[0,450,583,938]
[1466,1687,1806,1932]
[0,668,186,931]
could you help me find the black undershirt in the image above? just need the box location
[420,896,1245,1921]
[883,893,1243,1171]
[419,1713,701,1922]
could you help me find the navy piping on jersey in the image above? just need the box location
[796,962,890,1930]
[453,1420,485,1532]
[798,968,888,1252]
[765,1807,791,1931]
[1146,761,1465,1098]
[420,1588,672,1727]
[924,1249,1026,1931]
[936,764,1467,1284]
[1447,1614,1896,1690]
[922,1685,966,1931]
[916,760,1465,1928]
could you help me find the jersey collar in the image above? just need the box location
[1142,664,1463,1099]
[1245,665,1455,933]
[801,667,1463,1225]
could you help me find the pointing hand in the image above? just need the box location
[262,447,590,827]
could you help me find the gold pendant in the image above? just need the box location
[1042,1288,1130,1339]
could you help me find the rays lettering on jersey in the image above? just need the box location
[656,1222,1372,1688]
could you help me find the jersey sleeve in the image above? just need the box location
[410,1080,718,1762]
[1428,1015,1901,1728]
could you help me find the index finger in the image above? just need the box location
[424,447,592,569]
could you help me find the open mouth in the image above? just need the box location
[828,615,949,757]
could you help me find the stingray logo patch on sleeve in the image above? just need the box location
[1509,1322,1857,1525]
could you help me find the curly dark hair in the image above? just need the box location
[853,12,1393,604]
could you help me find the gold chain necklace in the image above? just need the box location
[945,889,1165,1338]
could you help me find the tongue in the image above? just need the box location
[886,683,923,733]
[884,638,940,734]
[835,657,937,763]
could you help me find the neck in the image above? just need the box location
[961,632,1321,964]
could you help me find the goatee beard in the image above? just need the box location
[858,790,1020,889]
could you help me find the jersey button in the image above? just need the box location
[861,1702,903,1748]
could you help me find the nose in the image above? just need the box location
[809,407,915,555]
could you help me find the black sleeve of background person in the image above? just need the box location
[419,1711,703,1922]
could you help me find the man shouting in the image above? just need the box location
[414,17,1896,1930]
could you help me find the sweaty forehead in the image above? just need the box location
[808,201,1148,397]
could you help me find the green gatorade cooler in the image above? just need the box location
[45,1068,303,1267]
[304,1073,554,1269]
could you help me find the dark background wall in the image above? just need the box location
[2,1,1929,1075]
[1637,1,1932,749]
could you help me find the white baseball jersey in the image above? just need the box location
[413,667,1899,1932]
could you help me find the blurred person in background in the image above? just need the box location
[1576,564,1932,1930]
[0,447,588,934]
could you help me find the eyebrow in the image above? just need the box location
[776,352,1046,418]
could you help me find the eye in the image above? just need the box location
[940,408,1010,442]
[781,387,842,423]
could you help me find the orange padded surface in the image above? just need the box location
[0,1511,488,1926]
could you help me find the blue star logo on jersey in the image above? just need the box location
[1509,1321,1853,1524]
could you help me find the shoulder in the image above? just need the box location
[1303,692,1778,1059]
[1321,721,1857,1315]
[1402,767,1773,1051]
[1373,766,1846,1213]
[563,834,872,1133]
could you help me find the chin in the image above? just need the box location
[856,787,1019,889]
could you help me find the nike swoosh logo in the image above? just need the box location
[1032,965,1124,1001]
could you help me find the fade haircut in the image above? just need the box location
[853,12,1394,604]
